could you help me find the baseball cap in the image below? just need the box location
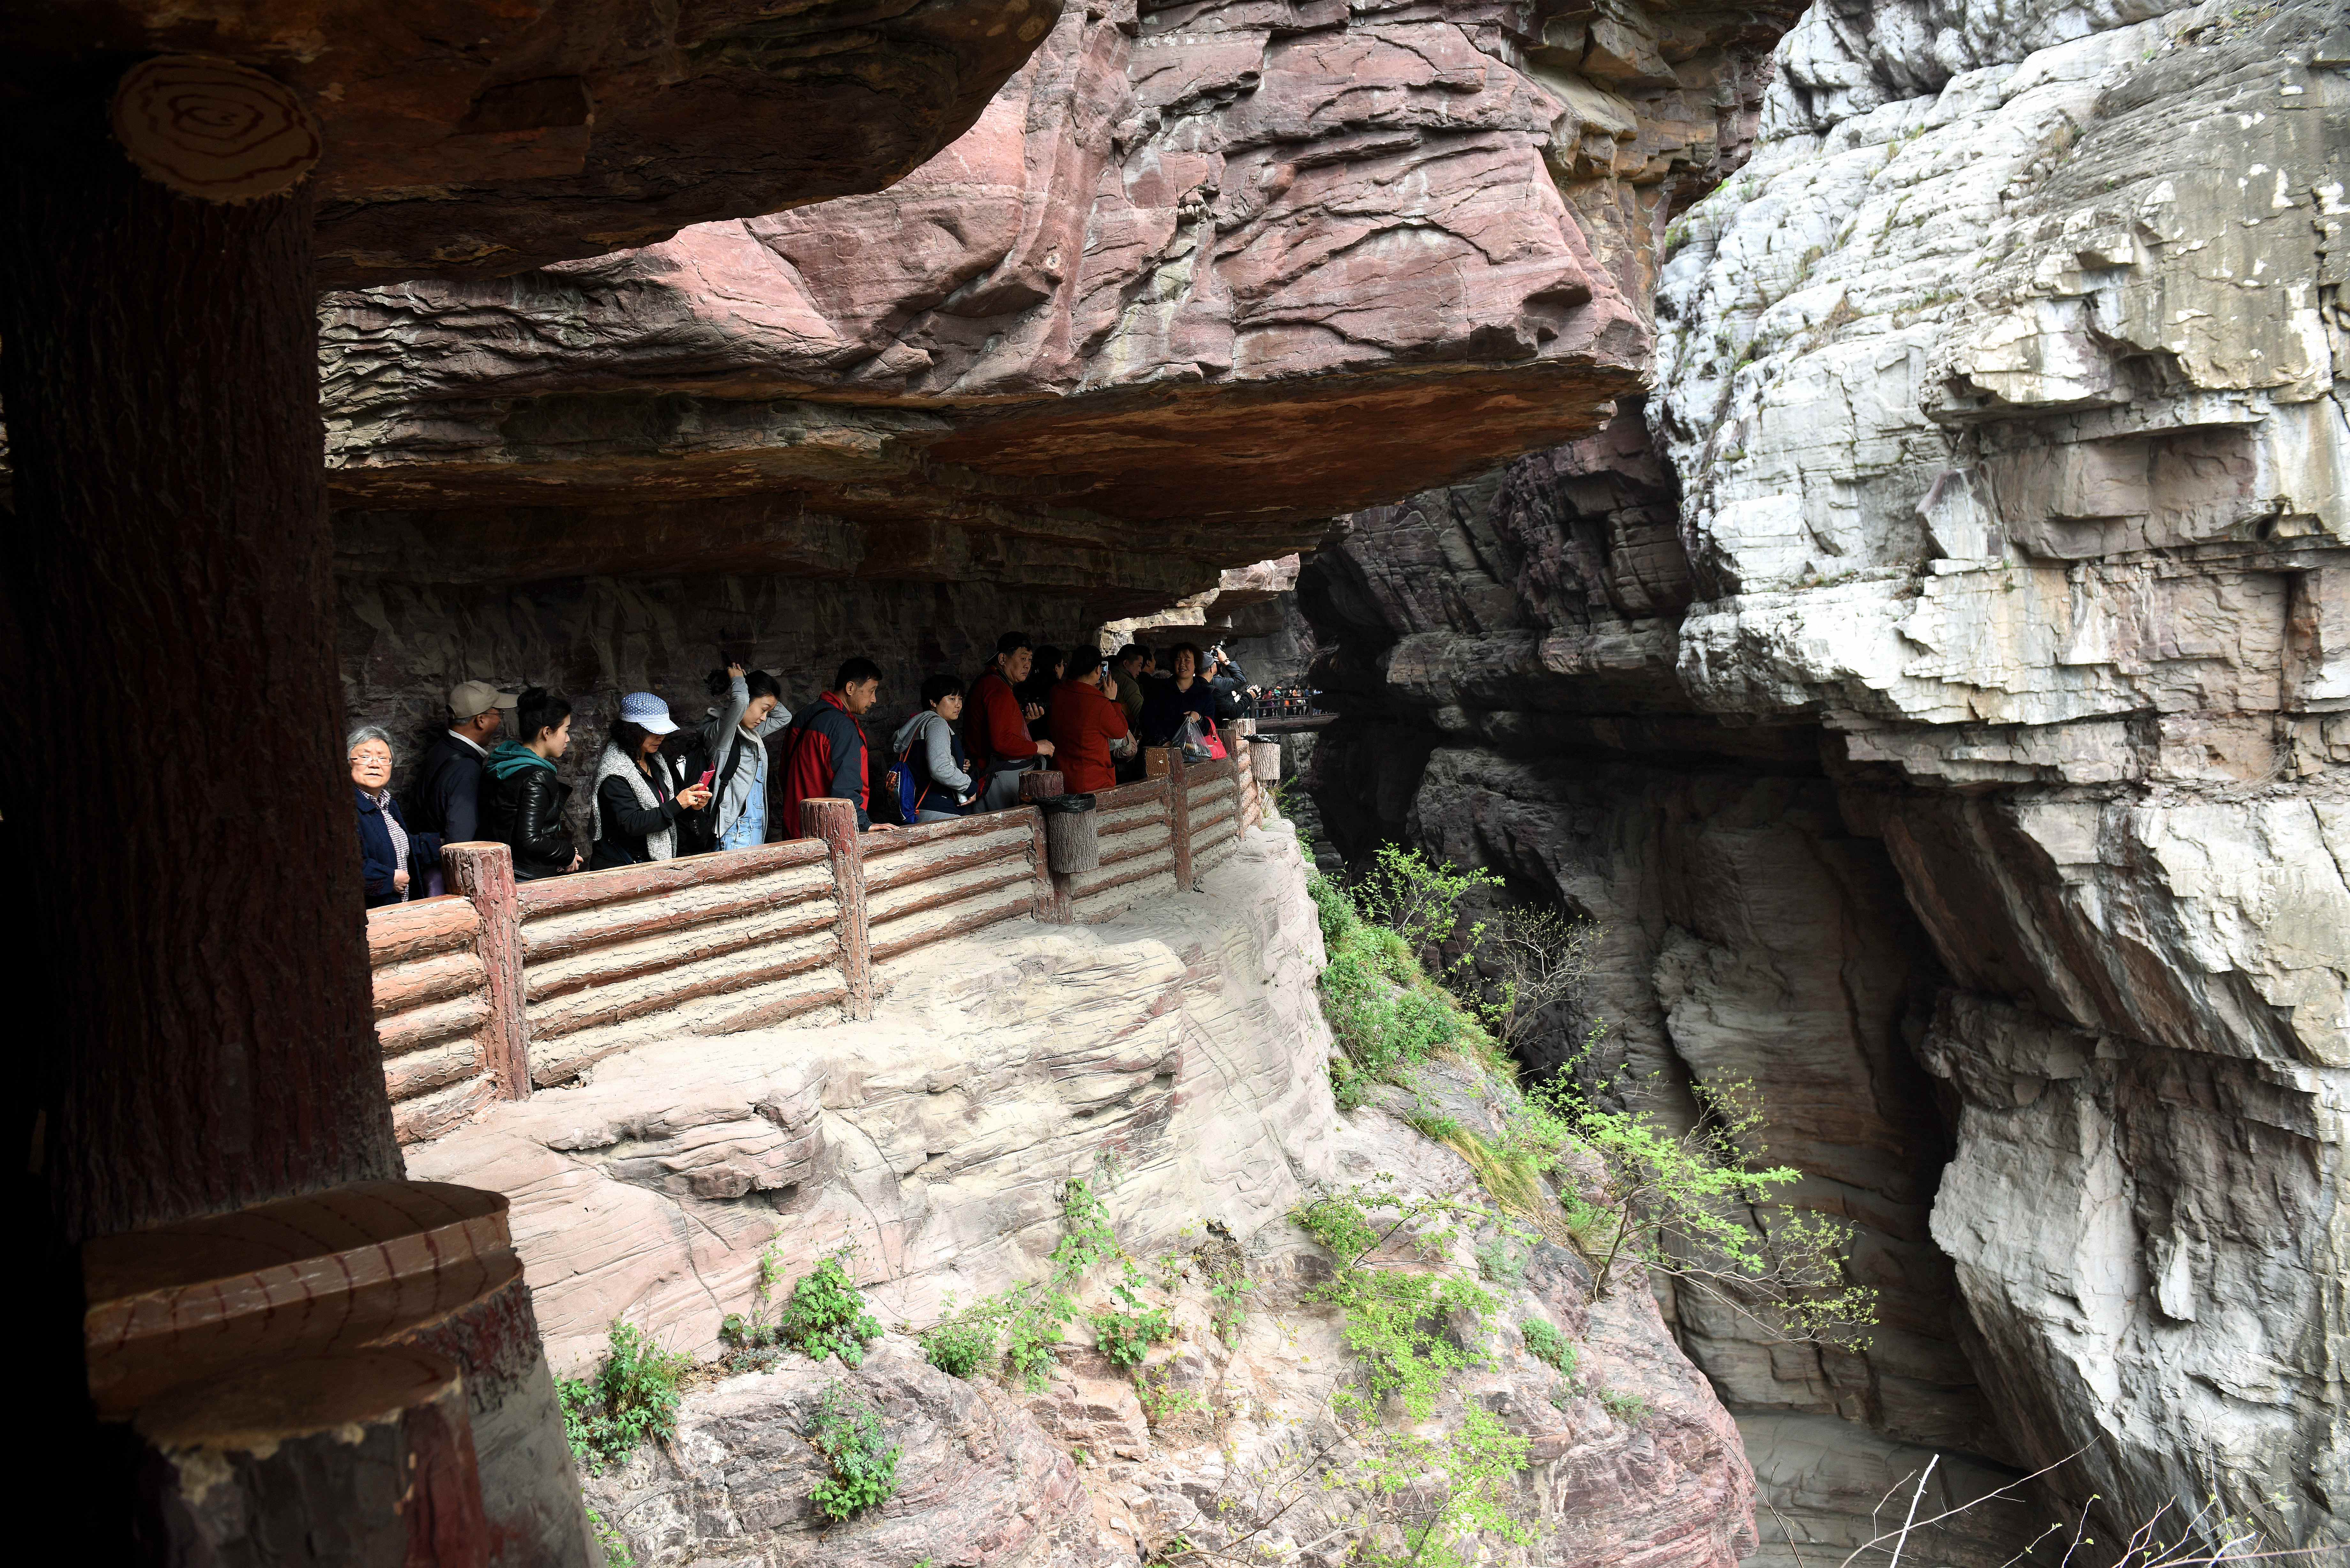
[449,680,519,720]
[618,691,679,734]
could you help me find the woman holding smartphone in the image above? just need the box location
[589,692,713,869]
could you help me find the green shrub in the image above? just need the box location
[777,1253,883,1368]
[806,1383,900,1522]
[585,1506,634,1567]
[1546,1077,1876,1349]
[1349,843,1499,954]
[1000,1298,1065,1390]
[917,1315,996,1379]
[1594,1386,1650,1423]
[1294,1188,1497,1422]
[1520,1318,1576,1376]
[557,1321,691,1474]
[1091,1284,1174,1368]
[1354,1405,1535,1568]
[913,1172,1170,1392]
[1204,1263,1254,1347]
[1309,869,1495,1088]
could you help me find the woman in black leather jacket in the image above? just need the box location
[481,687,581,879]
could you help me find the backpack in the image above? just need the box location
[884,714,949,825]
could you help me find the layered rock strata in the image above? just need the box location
[319,0,1793,621]
[414,825,1762,1564]
[1296,0,2347,1554]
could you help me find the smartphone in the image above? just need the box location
[696,769,717,791]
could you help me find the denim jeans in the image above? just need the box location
[719,787,766,849]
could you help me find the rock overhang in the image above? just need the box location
[319,0,1794,611]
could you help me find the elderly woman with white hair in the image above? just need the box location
[350,725,442,908]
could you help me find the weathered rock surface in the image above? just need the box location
[0,0,1057,286]
[415,824,1760,1563]
[408,825,1336,1367]
[318,0,1793,616]
[575,1070,1760,1567]
[588,1339,1109,1566]
[1294,0,2348,1553]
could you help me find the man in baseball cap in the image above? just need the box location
[448,680,519,724]
[407,681,520,856]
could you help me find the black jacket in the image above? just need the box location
[480,763,575,880]
[590,759,687,870]
[1138,675,1234,746]
[405,731,490,843]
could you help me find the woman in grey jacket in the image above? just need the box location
[699,663,792,849]
[890,674,978,822]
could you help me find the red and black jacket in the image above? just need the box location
[963,668,1038,775]
[780,691,871,836]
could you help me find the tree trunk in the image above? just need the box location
[0,76,400,1247]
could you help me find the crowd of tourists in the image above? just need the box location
[348,633,1256,906]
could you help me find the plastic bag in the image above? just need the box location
[1176,716,1224,763]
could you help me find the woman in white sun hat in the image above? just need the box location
[588,692,714,869]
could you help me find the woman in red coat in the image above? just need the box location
[1046,654,1132,795]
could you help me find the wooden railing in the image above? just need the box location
[364,721,1270,1140]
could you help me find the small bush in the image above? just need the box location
[1293,1187,1498,1422]
[1520,1318,1577,1376]
[558,1321,691,1474]
[1594,1386,1650,1423]
[1309,870,1494,1088]
[913,1174,1162,1392]
[918,1315,995,1379]
[1001,1291,1067,1391]
[1136,1368,1206,1425]
[1091,1293,1173,1369]
[1548,1077,1877,1349]
[585,1506,634,1567]
[1350,843,1499,954]
[778,1253,883,1368]
[1205,1267,1254,1347]
[806,1383,900,1522]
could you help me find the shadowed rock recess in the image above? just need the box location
[1300,0,2347,1560]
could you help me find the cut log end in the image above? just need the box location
[110,55,322,203]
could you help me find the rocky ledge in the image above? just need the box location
[410,825,1760,1565]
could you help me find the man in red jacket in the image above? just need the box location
[965,630,1056,811]
[781,658,890,837]
[1046,653,1132,795]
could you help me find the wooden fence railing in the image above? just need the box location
[364,721,1269,1140]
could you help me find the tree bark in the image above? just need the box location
[0,74,400,1246]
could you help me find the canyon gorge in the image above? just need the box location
[5,0,2338,1560]
[1297,0,2347,1557]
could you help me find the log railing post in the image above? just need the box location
[1160,746,1195,891]
[804,799,873,1020]
[441,842,530,1100]
[1020,770,1071,923]
[1219,720,1253,824]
